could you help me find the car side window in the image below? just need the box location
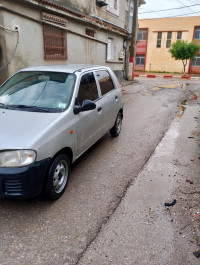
[77,72,99,106]
[96,70,115,96]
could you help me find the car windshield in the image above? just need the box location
[0,71,76,112]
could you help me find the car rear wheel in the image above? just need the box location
[110,112,122,137]
[43,154,70,200]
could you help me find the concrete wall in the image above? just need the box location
[96,0,127,30]
[139,16,200,73]
[0,0,124,83]
[54,0,96,14]
[67,27,124,69]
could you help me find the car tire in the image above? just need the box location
[110,112,122,137]
[43,154,70,200]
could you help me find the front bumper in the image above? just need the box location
[0,158,51,199]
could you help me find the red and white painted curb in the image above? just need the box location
[134,73,200,80]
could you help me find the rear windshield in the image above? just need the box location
[0,71,76,112]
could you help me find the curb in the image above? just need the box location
[134,74,200,80]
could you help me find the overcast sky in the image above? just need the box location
[138,0,200,19]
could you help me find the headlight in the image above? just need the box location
[0,150,36,167]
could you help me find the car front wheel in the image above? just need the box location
[43,154,70,200]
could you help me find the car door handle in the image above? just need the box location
[97,107,102,112]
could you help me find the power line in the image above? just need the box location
[191,0,200,4]
[139,3,200,14]
[167,10,200,17]
[176,0,196,13]
[139,10,200,20]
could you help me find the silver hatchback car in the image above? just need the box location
[0,65,123,200]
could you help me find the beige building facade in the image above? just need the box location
[136,16,200,74]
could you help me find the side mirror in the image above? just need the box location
[74,100,96,115]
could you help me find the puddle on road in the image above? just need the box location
[181,99,187,105]
[181,83,189,90]
[152,83,189,91]
[189,91,198,101]
[152,87,161,91]
[175,105,186,120]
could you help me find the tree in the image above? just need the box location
[169,40,200,74]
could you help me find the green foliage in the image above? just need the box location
[169,40,200,61]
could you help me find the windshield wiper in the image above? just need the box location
[0,103,8,109]
[9,104,51,112]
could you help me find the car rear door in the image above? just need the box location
[75,71,104,156]
[94,69,121,133]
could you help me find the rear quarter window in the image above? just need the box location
[96,70,115,96]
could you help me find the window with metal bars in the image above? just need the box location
[43,23,67,60]
[86,28,95,37]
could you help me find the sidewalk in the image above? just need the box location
[78,102,200,264]
[134,72,200,80]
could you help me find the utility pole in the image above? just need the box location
[128,0,138,80]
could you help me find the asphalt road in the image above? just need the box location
[0,78,199,265]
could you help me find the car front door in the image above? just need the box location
[75,72,104,156]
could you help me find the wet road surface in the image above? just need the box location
[0,78,199,265]
[78,96,200,265]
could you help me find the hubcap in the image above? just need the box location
[53,160,68,193]
[116,114,122,134]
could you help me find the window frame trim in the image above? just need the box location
[190,54,200,67]
[177,31,182,40]
[107,37,114,61]
[137,29,148,41]
[156,32,162,48]
[94,69,116,97]
[135,54,145,66]
[76,71,101,105]
[193,25,200,41]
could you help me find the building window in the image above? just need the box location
[194,26,200,40]
[43,24,67,60]
[42,13,67,60]
[157,32,162,48]
[86,28,95,37]
[166,32,172,48]
[107,38,114,61]
[137,30,147,41]
[136,55,145,65]
[190,55,200,66]
[177,31,182,40]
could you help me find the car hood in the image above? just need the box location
[0,108,60,150]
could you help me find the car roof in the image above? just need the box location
[20,64,110,74]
